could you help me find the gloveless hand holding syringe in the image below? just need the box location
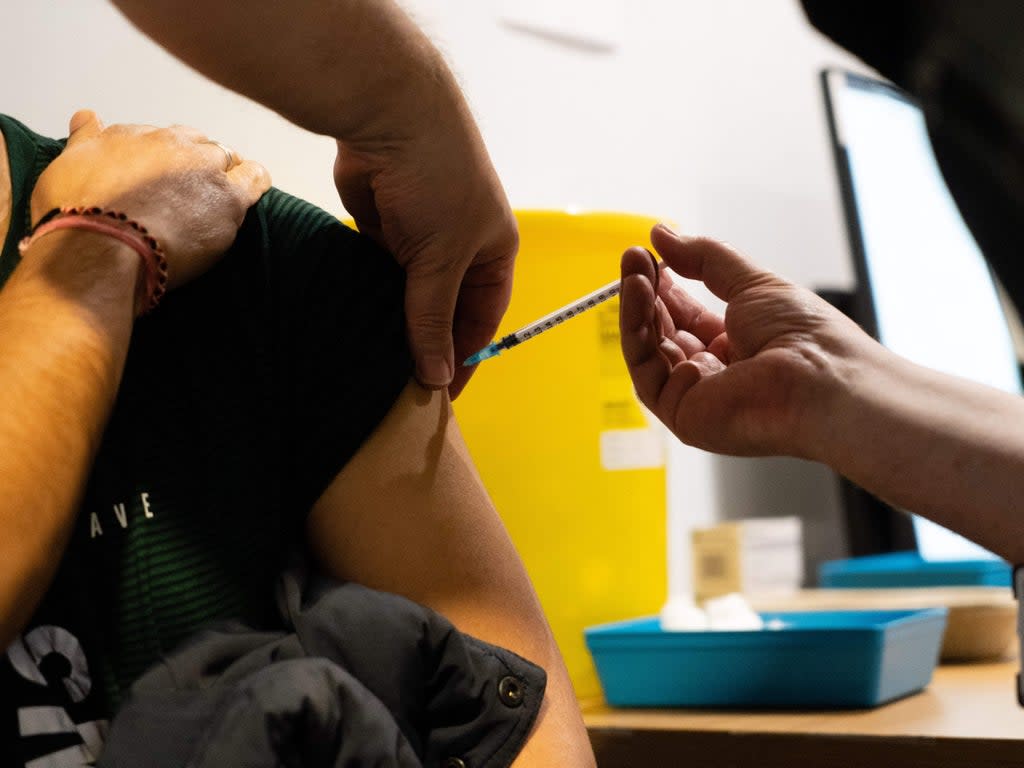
[463,251,663,367]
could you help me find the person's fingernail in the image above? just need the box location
[656,222,677,237]
[419,355,453,388]
[643,248,661,292]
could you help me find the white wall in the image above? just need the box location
[2,0,874,587]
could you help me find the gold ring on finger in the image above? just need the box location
[203,139,239,171]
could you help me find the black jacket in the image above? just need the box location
[98,567,545,767]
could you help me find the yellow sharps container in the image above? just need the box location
[454,211,668,701]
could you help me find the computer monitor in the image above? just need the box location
[822,69,1020,562]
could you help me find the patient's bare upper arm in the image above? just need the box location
[306,380,541,640]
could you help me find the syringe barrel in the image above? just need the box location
[512,279,622,342]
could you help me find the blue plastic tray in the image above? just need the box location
[819,551,1010,588]
[585,608,947,708]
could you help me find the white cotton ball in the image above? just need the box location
[659,595,709,631]
[704,593,765,631]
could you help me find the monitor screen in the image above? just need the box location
[823,69,1019,562]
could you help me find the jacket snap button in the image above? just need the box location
[443,759,467,768]
[498,675,524,707]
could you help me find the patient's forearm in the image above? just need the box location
[110,0,463,143]
[816,343,1024,563]
[0,232,136,647]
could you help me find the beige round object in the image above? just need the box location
[750,587,1017,662]
[942,603,1017,661]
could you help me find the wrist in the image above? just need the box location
[334,33,466,150]
[805,335,903,469]
[20,208,168,315]
[16,229,141,320]
[786,326,888,465]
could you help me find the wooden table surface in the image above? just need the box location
[583,661,1024,767]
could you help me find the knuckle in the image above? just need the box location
[402,241,466,278]
[409,312,454,337]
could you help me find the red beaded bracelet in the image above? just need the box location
[18,206,169,314]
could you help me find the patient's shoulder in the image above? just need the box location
[256,187,348,244]
[249,187,404,291]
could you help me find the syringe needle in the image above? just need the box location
[463,342,504,366]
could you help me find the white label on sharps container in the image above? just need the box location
[600,428,665,471]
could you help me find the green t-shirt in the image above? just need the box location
[0,115,413,766]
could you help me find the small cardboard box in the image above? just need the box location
[692,517,804,602]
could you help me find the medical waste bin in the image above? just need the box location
[455,211,668,699]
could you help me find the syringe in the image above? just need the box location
[463,276,624,367]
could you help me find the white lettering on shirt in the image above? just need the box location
[87,492,155,540]
[7,626,108,764]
